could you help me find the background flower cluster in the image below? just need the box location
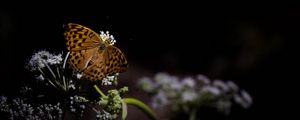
[138,72,252,119]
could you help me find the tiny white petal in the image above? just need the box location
[76,73,83,79]
[36,74,45,81]
[240,90,253,107]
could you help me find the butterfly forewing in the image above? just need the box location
[64,23,102,51]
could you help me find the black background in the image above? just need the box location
[0,3,298,120]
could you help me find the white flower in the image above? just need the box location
[226,81,239,92]
[152,90,168,109]
[240,90,252,108]
[80,105,85,109]
[100,31,116,45]
[68,84,75,90]
[213,80,230,92]
[46,54,62,65]
[181,77,195,88]
[100,110,113,120]
[27,50,62,71]
[154,72,174,85]
[138,77,154,92]
[36,74,45,81]
[76,73,83,79]
[27,50,51,71]
[169,78,182,91]
[196,74,210,85]
[181,90,197,102]
[241,90,252,104]
[202,86,221,96]
[71,108,76,112]
[101,74,118,86]
[233,90,252,109]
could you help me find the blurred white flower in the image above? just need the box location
[181,77,196,88]
[213,80,230,92]
[226,81,239,92]
[137,72,253,118]
[36,74,45,81]
[154,72,174,85]
[196,74,210,85]
[181,90,197,102]
[138,77,154,92]
[239,90,253,108]
[241,90,252,104]
[152,90,168,109]
[169,78,182,91]
[202,86,221,96]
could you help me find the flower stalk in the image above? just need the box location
[123,98,159,120]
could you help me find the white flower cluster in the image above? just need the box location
[27,50,63,71]
[102,73,119,86]
[95,110,114,120]
[137,72,253,115]
[100,31,116,45]
[0,96,62,120]
[26,50,75,93]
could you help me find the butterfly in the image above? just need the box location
[63,23,128,81]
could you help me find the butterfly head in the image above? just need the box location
[100,31,116,46]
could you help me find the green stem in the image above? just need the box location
[123,98,159,120]
[62,52,69,90]
[93,85,106,97]
[63,52,69,69]
[189,109,197,120]
[121,99,128,120]
[44,61,57,79]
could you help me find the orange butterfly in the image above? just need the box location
[64,23,128,81]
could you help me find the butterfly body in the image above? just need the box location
[64,23,127,81]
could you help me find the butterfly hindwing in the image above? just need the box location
[104,46,128,74]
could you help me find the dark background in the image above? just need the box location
[0,3,298,120]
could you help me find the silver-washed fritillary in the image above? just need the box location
[64,23,128,81]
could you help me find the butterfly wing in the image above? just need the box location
[64,23,102,51]
[82,48,107,81]
[82,45,128,81]
[64,23,104,71]
[104,46,128,74]
[69,48,98,71]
